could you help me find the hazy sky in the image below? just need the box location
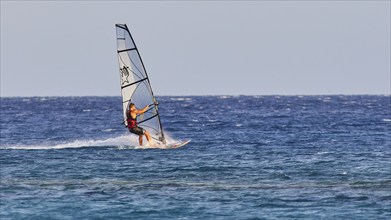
[1,1,390,96]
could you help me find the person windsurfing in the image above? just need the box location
[127,103,153,146]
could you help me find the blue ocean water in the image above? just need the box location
[1,95,390,219]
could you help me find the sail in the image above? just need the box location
[115,24,166,145]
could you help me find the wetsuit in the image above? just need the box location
[126,112,145,135]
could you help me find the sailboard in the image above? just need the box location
[115,24,190,148]
[164,140,191,149]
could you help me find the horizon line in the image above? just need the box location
[1,93,390,98]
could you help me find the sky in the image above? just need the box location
[1,1,390,96]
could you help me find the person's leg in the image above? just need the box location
[138,135,143,146]
[144,131,152,144]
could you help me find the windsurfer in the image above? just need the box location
[127,103,153,146]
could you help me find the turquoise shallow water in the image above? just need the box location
[1,96,390,219]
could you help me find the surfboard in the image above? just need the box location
[133,140,191,149]
[163,140,191,149]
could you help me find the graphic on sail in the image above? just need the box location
[115,24,166,145]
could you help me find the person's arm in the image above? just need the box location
[140,105,149,114]
[133,105,149,114]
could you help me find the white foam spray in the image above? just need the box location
[1,132,181,150]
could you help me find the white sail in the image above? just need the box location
[115,24,166,145]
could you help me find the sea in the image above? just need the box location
[0,95,390,219]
